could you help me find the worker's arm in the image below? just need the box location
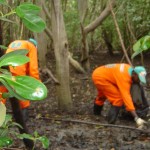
[116,77,135,111]
[130,110,138,118]
[116,76,147,128]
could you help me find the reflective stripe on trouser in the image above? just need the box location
[94,80,123,107]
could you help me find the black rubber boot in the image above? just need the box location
[22,108,29,122]
[93,103,103,115]
[107,105,121,124]
[10,98,34,149]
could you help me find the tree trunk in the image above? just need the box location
[78,0,116,71]
[84,0,116,34]
[51,0,72,110]
[34,0,48,68]
[102,28,114,55]
[80,24,90,71]
[77,0,89,71]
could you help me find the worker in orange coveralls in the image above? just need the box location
[3,38,40,121]
[92,63,150,128]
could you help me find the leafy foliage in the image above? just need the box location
[0,1,48,149]
[132,35,150,59]
[18,131,50,149]
[0,115,50,149]
[0,49,47,101]
[0,49,47,130]
[0,50,48,149]
[16,3,46,32]
[0,115,21,148]
[1,75,47,100]
[0,1,46,33]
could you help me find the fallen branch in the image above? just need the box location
[41,68,60,84]
[2,148,22,150]
[68,52,86,74]
[84,0,116,34]
[41,117,150,134]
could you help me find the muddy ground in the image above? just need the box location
[8,49,150,150]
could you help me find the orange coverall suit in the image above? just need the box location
[92,63,135,112]
[2,40,40,109]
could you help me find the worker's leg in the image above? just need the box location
[19,100,30,109]
[96,80,123,124]
[19,100,30,122]
[107,105,121,124]
[10,97,34,149]
[94,90,106,115]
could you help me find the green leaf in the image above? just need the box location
[18,133,34,140]
[141,35,150,50]
[39,136,50,149]
[22,14,46,32]
[0,75,47,100]
[0,45,8,50]
[0,78,26,100]
[16,3,41,18]
[33,131,38,137]
[0,49,29,62]
[0,55,30,67]
[9,122,23,129]
[15,3,46,32]
[133,40,141,52]
[0,137,13,148]
[132,35,150,58]
[133,35,150,52]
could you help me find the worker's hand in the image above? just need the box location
[135,117,147,129]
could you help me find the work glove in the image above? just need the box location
[135,117,147,129]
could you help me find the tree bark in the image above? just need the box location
[102,28,114,55]
[34,0,48,68]
[78,0,116,71]
[51,0,72,110]
[84,0,116,34]
[77,0,88,23]
[68,52,86,74]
